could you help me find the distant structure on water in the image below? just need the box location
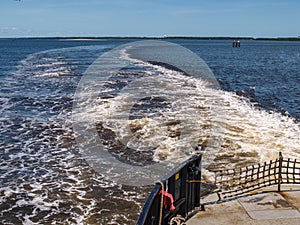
[232,40,241,47]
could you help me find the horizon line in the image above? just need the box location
[1,36,300,41]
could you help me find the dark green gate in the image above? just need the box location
[136,154,202,225]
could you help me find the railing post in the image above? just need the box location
[278,152,283,192]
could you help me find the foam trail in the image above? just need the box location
[1,40,299,225]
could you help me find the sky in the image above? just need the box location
[0,0,300,38]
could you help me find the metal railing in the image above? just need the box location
[136,154,202,225]
[136,152,300,224]
[212,152,300,201]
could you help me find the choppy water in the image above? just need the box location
[0,39,299,224]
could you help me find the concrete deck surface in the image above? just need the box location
[186,184,300,225]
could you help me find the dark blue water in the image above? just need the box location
[0,38,299,225]
[179,40,300,120]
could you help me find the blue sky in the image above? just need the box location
[1,0,299,37]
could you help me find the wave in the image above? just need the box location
[73,40,300,185]
[1,40,299,224]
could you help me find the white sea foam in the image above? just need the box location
[1,40,299,225]
[1,43,144,225]
[83,46,300,175]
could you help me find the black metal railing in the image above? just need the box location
[212,152,300,201]
[137,152,300,224]
[136,154,202,225]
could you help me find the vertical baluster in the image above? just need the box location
[268,160,272,185]
[278,152,283,192]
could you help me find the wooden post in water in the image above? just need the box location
[232,40,241,47]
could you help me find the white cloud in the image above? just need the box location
[0,26,35,37]
[170,8,239,15]
[0,27,18,32]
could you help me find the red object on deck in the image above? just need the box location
[159,190,175,211]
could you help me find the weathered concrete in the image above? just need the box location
[186,185,300,225]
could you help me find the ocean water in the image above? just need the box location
[0,38,299,224]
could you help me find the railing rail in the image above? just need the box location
[136,154,202,225]
[213,152,300,201]
[137,152,300,224]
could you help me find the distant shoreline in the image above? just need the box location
[1,36,300,41]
